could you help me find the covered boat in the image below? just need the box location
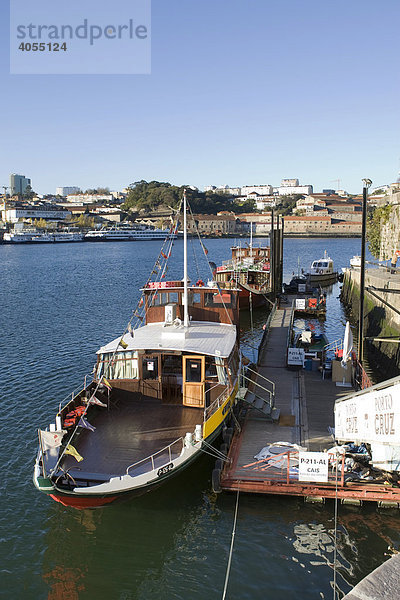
[213,244,271,309]
[33,194,241,508]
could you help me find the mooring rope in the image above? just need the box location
[222,488,240,600]
[333,465,339,599]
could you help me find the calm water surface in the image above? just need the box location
[1,237,398,600]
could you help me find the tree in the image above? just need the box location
[122,181,258,215]
[23,184,36,200]
[367,204,392,257]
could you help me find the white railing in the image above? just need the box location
[126,436,185,476]
[59,373,94,412]
[204,386,230,420]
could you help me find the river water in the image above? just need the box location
[1,236,398,600]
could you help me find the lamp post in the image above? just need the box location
[358,178,372,364]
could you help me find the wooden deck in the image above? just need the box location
[221,298,400,505]
[60,395,203,481]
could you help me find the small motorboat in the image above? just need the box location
[306,251,338,285]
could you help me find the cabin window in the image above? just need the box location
[205,292,232,308]
[168,292,179,304]
[97,351,139,379]
[143,357,159,380]
[205,356,218,379]
[193,292,201,305]
[185,358,202,383]
[215,357,227,384]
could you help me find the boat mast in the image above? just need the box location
[183,189,189,328]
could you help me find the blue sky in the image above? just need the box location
[1,0,399,195]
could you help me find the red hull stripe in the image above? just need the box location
[49,494,117,509]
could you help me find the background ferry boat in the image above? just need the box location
[306,251,338,285]
[85,225,177,241]
[3,228,84,243]
[213,244,271,309]
[33,195,241,508]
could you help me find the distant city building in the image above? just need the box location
[66,193,113,204]
[281,178,299,187]
[241,185,273,196]
[10,173,31,196]
[56,186,81,196]
[2,203,70,223]
[274,184,313,196]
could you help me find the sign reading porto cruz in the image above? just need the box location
[298,452,329,482]
[335,382,400,444]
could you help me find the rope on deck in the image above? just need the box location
[222,489,240,600]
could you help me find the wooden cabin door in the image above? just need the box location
[183,356,205,407]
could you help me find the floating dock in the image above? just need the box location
[221,297,400,506]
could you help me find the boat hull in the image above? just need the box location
[238,287,267,309]
[307,272,338,286]
[35,421,228,508]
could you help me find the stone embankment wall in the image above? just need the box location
[341,268,400,380]
[378,190,400,260]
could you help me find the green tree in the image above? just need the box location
[367,204,392,257]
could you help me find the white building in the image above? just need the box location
[241,184,273,197]
[275,184,313,196]
[280,178,299,187]
[56,186,81,196]
[66,194,113,204]
[2,206,70,223]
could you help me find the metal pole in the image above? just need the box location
[183,190,189,327]
[358,179,372,364]
[270,209,275,298]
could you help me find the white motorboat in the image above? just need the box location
[306,251,338,285]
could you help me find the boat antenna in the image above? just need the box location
[183,189,189,328]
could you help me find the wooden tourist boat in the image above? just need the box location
[213,244,271,309]
[33,194,241,508]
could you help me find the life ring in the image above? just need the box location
[173,317,182,328]
[196,279,204,287]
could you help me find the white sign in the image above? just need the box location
[296,298,306,310]
[298,451,329,482]
[287,347,305,367]
[335,381,400,444]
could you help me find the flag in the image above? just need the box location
[78,417,96,432]
[119,338,128,349]
[65,444,83,462]
[40,430,66,451]
[128,323,134,338]
[161,251,167,259]
[89,395,107,408]
[102,377,112,390]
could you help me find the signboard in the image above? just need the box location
[287,347,305,367]
[298,284,306,293]
[298,451,329,482]
[296,298,306,310]
[335,381,400,445]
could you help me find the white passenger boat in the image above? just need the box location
[85,225,176,241]
[306,251,338,285]
[4,229,84,243]
[33,193,241,508]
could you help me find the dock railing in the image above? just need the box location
[257,300,278,365]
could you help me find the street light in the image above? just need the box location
[358,178,372,364]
